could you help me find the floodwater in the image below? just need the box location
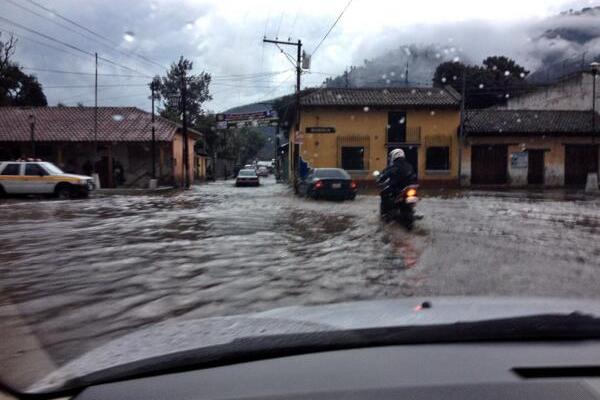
[1,177,600,387]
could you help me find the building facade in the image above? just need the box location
[504,71,599,111]
[0,107,201,188]
[462,109,599,187]
[294,87,461,186]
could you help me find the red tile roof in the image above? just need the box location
[0,107,202,142]
[300,87,461,107]
[465,109,600,136]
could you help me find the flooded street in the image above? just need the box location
[1,177,600,372]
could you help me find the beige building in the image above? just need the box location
[0,107,202,188]
[463,109,599,187]
[293,87,461,186]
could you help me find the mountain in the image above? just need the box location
[321,6,600,87]
[323,44,469,88]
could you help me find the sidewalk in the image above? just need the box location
[93,186,176,196]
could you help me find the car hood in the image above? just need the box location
[28,297,600,393]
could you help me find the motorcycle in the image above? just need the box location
[373,170,419,229]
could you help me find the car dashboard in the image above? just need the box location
[72,341,600,400]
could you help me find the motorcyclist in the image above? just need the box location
[377,149,417,214]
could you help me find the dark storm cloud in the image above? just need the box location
[1,0,598,111]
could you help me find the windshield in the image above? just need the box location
[41,162,64,175]
[2,0,600,395]
[315,168,350,179]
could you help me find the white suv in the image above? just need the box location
[0,161,95,199]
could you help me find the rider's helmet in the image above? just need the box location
[389,148,405,162]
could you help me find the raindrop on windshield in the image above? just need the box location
[504,70,510,76]
[411,89,416,94]
[336,94,343,100]
[399,117,405,124]
[386,79,391,84]
[185,21,195,29]
[441,77,447,83]
[435,53,441,59]
[390,71,396,77]
[452,56,460,62]
[386,124,391,129]
[123,31,135,42]
[427,91,432,96]
[381,74,387,79]
[452,75,457,81]
[363,106,370,112]
[492,65,498,71]
[519,72,526,78]
[112,114,124,121]
[382,89,389,95]
[350,115,355,120]
[505,93,510,98]
[430,110,436,116]
[516,118,522,123]
[478,83,484,89]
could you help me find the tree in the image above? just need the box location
[432,56,529,108]
[153,56,212,125]
[0,33,47,106]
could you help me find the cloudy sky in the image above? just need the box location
[0,0,595,112]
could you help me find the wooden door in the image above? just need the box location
[471,145,507,184]
[565,145,599,186]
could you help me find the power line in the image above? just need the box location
[275,11,285,38]
[44,83,149,89]
[0,26,93,62]
[0,15,153,77]
[21,67,149,77]
[275,43,298,68]
[21,0,166,70]
[311,0,353,56]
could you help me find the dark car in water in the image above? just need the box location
[297,168,357,200]
[235,169,259,187]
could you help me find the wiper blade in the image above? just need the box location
[30,313,600,397]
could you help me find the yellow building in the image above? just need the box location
[293,87,461,186]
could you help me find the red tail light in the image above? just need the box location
[406,188,417,197]
[314,180,323,189]
[350,181,357,189]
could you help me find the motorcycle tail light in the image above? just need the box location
[406,188,417,197]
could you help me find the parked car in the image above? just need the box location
[235,169,260,186]
[244,164,254,170]
[0,160,95,199]
[297,168,357,200]
[256,166,269,177]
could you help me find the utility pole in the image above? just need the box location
[28,114,35,158]
[150,79,157,180]
[181,68,190,189]
[263,37,302,187]
[405,61,409,86]
[93,52,98,173]
[457,69,466,187]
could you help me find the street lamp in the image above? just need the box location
[590,62,599,135]
[28,113,36,158]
